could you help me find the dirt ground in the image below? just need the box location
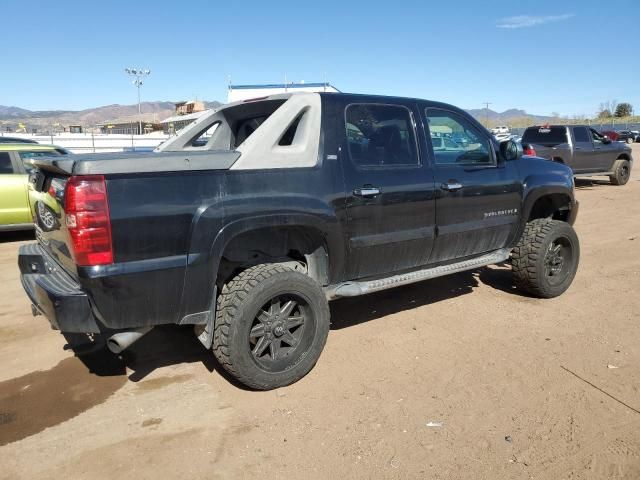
[1,145,639,480]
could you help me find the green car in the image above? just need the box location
[0,143,69,231]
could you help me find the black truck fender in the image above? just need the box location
[178,201,345,324]
[511,180,576,245]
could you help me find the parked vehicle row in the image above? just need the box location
[521,125,633,185]
[613,130,640,144]
[18,92,581,390]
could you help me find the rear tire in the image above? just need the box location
[512,219,580,298]
[609,159,631,186]
[627,137,634,144]
[212,264,330,390]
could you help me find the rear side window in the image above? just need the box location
[0,152,13,173]
[522,126,567,144]
[573,127,590,143]
[345,104,418,167]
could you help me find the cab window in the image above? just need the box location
[345,104,419,167]
[425,108,493,165]
[0,152,13,174]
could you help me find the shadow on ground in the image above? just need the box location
[61,326,217,382]
[2,263,527,412]
[330,270,480,329]
[330,263,528,330]
[0,230,34,244]
[574,177,612,189]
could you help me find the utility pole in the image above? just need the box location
[125,68,151,135]
[483,102,492,128]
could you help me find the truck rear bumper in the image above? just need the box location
[19,243,101,333]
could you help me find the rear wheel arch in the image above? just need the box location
[214,222,331,289]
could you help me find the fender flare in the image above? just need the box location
[179,207,345,319]
[512,184,575,243]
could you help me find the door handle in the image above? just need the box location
[595,147,602,150]
[353,186,381,197]
[441,182,463,192]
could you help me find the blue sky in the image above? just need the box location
[2,0,639,116]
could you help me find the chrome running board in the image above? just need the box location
[325,248,511,299]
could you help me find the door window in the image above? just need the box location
[345,104,419,167]
[0,152,13,173]
[425,109,493,165]
[573,127,590,143]
[590,129,605,144]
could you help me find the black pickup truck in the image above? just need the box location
[522,125,633,185]
[19,93,580,389]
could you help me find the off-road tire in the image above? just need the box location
[609,159,631,186]
[213,264,330,390]
[512,219,580,298]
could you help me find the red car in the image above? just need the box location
[600,130,619,141]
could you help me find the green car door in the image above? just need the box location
[0,151,31,228]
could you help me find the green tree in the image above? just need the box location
[598,109,612,119]
[614,103,633,118]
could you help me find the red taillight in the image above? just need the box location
[523,145,537,156]
[64,175,113,266]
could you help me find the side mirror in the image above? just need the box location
[602,135,612,144]
[500,139,522,161]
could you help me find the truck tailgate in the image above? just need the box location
[28,169,77,278]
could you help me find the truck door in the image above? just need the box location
[571,126,598,173]
[339,101,437,279]
[421,107,521,263]
[589,128,618,171]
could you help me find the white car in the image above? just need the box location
[491,126,510,135]
[493,132,512,142]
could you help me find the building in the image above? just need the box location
[227,82,340,103]
[98,114,162,135]
[175,100,205,116]
[161,110,209,135]
[161,99,209,135]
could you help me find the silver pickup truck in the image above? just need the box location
[522,125,633,185]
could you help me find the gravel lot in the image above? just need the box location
[1,145,639,479]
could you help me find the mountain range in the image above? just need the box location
[0,101,223,128]
[466,108,552,124]
[0,102,549,129]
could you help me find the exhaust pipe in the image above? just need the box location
[107,327,152,354]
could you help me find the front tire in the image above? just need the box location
[627,137,634,144]
[212,264,330,390]
[609,159,631,186]
[512,219,580,298]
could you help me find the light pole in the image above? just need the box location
[483,102,492,129]
[124,68,151,135]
